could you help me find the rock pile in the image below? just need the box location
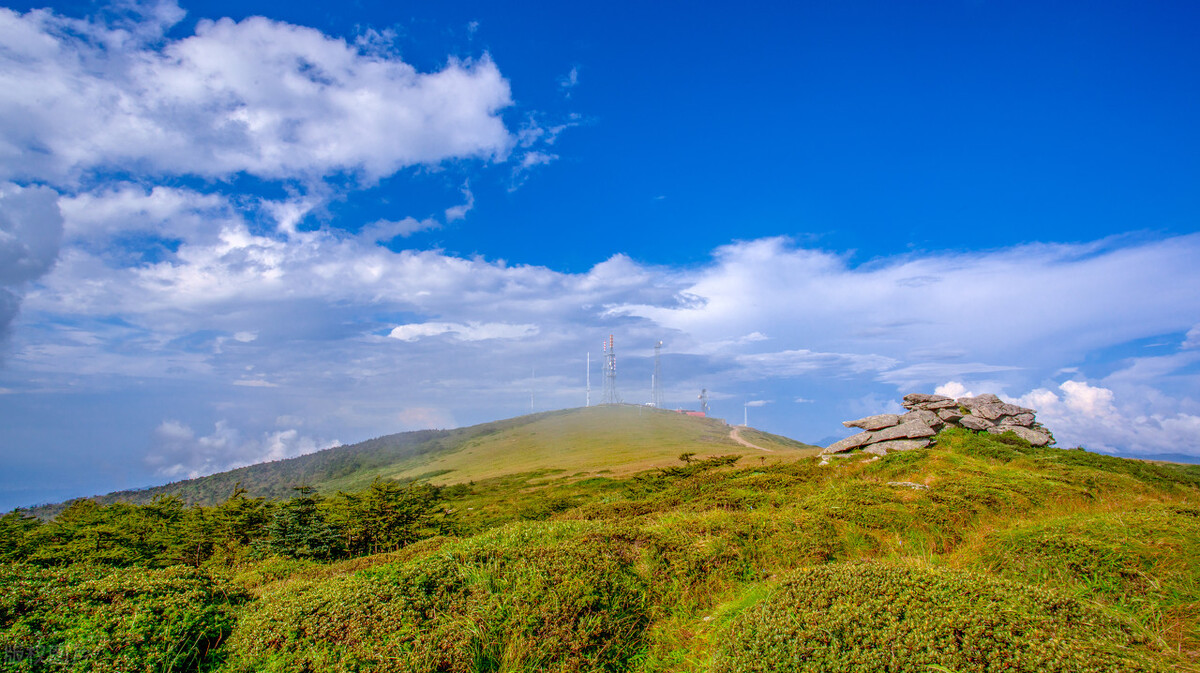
[822,393,1054,457]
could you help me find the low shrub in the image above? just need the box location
[222,521,649,673]
[0,563,245,672]
[710,561,1167,672]
[971,505,1200,655]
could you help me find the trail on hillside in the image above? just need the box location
[730,426,774,452]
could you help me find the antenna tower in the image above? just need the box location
[652,341,664,408]
[602,335,619,404]
[699,388,709,416]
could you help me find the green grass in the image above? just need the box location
[711,561,1166,672]
[7,416,1200,672]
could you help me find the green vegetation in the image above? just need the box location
[713,562,1162,672]
[2,408,1199,672]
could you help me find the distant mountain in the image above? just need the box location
[25,405,820,519]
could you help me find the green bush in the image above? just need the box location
[972,505,1200,654]
[710,561,1166,673]
[222,521,649,672]
[0,563,245,672]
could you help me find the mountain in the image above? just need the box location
[25,405,820,518]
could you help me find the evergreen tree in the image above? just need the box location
[262,486,341,560]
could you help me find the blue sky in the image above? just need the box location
[1,0,1199,510]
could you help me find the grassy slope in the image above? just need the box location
[225,428,1200,672]
[23,406,818,518]
[382,405,821,486]
[6,422,1200,672]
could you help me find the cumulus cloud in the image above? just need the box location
[0,183,64,339]
[1185,325,1200,350]
[388,321,539,342]
[934,381,974,399]
[146,419,338,478]
[1017,380,1200,455]
[0,3,514,185]
[745,399,770,407]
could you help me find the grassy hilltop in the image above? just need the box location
[26,406,814,519]
[3,408,1200,672]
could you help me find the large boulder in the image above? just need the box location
[823,431,874,454]
[902,393,951,407]
[871,421,936,442]
[863,439,930,455]
[842,413,901,431]
[987,425,1053,446]
[823,391,1054,460]
[959,415,995,431]
[899,409,943,429]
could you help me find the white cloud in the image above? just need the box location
[1017,380,1200,455]
[745,400,770,407]
[934,381,974,399]
[0,3,514,185]
[0,183,64,339]
[558,66,579,94]
[388,321,539,342]
[360,217,439,243]
[1184,325,1200,350]
[0,184,64,286]
[444,184,475,223]
[735,349,899,378]
[616,235,1200,382]
[232,378,276,387]
[146,419,338,478]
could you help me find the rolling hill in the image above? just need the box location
[5,409,1200,671]
[25,405,820,518]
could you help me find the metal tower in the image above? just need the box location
[699,388,709,416]
[651,341,664,408]
[602,335,619,404]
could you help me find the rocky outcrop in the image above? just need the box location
[822,392,1054,457]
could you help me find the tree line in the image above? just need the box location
[0,478,462,568]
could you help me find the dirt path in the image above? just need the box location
[729,426,774,452]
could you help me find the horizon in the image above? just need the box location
[1,0,1199,511]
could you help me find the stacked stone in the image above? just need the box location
[822,392,1053,457]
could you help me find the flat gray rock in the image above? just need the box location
[900,409,943,428]
[937,408,964,423]
[972,403,1008,420]
[823,431,874,454]
[864,438,931,455]
[959,415,995,431]
[958,394,1002,408]
[916,399,959,410]
[872,420,936,442]
[842,413,901,431]
[903,393,951,405]
[999,413,1035,427]
[987,425,1053,446]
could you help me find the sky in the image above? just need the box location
[1,0,1199,511]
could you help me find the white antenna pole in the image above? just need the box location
[744,404,748,427]
[586,352,590,407]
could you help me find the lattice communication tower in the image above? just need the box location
[602,335,619,404]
